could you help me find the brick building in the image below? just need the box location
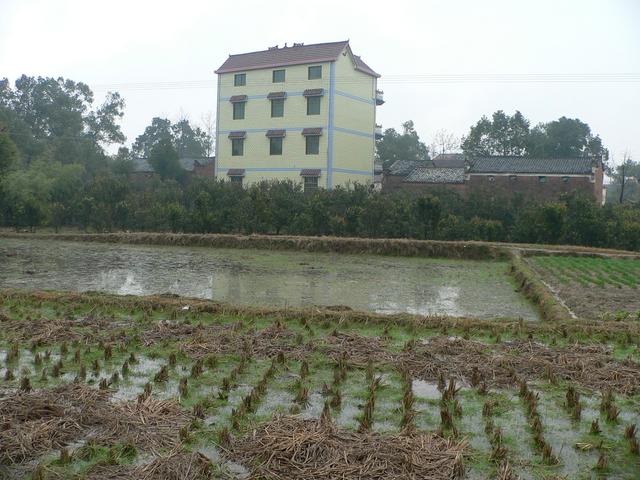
[383,155,604,203]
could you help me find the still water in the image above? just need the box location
[0,238,540,320]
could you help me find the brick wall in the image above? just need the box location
[383,169,603,202]
[193,160,215,178]
[467,173,599,201]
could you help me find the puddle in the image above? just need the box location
[256,389,293,416]
[412,379,441,400]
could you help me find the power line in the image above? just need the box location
[89,73,640,92]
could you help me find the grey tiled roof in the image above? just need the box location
[265,129,286,137]
[388,160,429,176]
[300,169,321,176]
[216,41,380,77]
[404,167,466,184]
[431,153,465,168]
[469,157,595,174]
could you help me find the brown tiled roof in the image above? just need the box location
[267,91,287,99]
[265,129,286,138]
[300,169,321,176]
[228,131,246,139]
[353,55,380,77]
[215,41,380,77]
[302,127,323,136]
[229,95,247,103]
[303,88,324,97]
[227,168,245,176]
[216,41,348,73]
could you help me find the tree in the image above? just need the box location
[528,117,608,159]
[461,110,530,157]
[132,117,211,158]
[200,112,216,157]
[607,153,640,204]
[376,120,429,168]
[429,129,460,156]
[415,195,442,238]
[1,166,52,231]
[148,138,185,181]
[111,147,135,176]
[0,75,125,172]
[0,123,19,175]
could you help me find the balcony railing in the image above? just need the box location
[375,89,385,105]
[375,124,383,139]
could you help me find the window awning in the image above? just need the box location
[300,169,321,177]
[228,131,246,139]
[265,129,286,138]
[302,127,323,136]
[229,95,247,103]
[303,88,324,97]
[227,168,246,176]
[267,91,287,100]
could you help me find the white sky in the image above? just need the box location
[1,0,639,165]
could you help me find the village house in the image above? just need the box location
[130,156,215,183]
[384,155,605,203]
[214,40,382,191]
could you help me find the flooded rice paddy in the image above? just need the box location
[0,238,540,320]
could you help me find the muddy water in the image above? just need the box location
[0,238,540,320]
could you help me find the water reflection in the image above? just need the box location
[0,238,540,320]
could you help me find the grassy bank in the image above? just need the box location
[2,230,640,259]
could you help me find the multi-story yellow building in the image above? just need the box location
[214,40,383,190]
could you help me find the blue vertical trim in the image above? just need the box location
[214,75,221,178]
[327,61,336,190]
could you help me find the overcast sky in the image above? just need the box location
[1,0,639,165]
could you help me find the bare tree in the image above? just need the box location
[619,151,632,204]
[429,129,460,156]
[200,111,216,157]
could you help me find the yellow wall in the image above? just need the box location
[216,46,378,188]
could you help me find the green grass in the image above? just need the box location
[533,255,640,289]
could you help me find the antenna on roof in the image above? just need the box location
[284,42,288,47]
[293,42,304,47]
[268,45,279,50]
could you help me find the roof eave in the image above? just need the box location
[215,56,340,74]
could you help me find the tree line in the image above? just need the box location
[0,75,639,250]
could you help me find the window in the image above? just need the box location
[230,176,243,186]
[509,175,517,182]
[272,69,285,83]
[304,176,319,193]
[271,98,284,118]
[234,73,246,86]
[308,65,322,80]
[305,135,320,155]
[307,96,321,115]
[562,176,570,183]
[233,102,245,120]
[538,176,547,183]
[270,137,283,155]
[488,175,495,182]
[231,138,244,156]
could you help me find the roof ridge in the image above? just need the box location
[226,40,349,58]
